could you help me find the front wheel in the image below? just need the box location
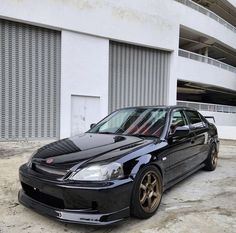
[130,165,163,219]
[204,144,218,171]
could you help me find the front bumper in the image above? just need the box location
[18,164,133,225]
[18,190,129,225]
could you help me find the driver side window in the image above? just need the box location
[170,110,188,134]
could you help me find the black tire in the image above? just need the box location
[204,144,218,171]
[130,165,163,219]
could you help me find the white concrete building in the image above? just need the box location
[0,0,235,140]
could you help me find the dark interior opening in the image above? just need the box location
[177,80,236,106]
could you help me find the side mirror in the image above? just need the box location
[169,125,190,138]
[90,123,96,129]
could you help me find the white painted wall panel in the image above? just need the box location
[0,0,178,51]
[200,111,236,126]
[177,56,236,91]
[217,126,236,140]
[201,110,236,139]
[60,31,109,139]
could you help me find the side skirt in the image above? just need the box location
[163,163,205,191]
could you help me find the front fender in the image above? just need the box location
[130,154,151,179]
[128,154,164,181]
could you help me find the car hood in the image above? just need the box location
[32,133,153,168]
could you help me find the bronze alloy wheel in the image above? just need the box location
[211,146,218,167]
[139,171,161,213]
[204,144,218,171]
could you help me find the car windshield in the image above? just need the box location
[89,108,167,138]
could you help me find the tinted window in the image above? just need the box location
[89,108,167,137]
[170,110,188,134]
[185,110,205,129]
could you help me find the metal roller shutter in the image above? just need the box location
[109,41,170,112]
[0,19,61,140]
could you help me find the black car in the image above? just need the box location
[18,106,219,225]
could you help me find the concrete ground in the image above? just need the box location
[0,140,235,233]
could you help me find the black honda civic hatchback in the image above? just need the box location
[18,106,219,225]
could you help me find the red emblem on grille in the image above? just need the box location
[46,158,53,164]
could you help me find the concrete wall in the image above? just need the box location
[227,0,236,7]
[174,0,236,51]
[200,111,236,140]
[200,111,236,127]
[0,0,235,139]
[0,0,180,138]
[217,126,236,140]
[177,56,236,91]
[0,0,178,51]
[60,31,109,138]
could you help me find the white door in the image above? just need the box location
[71,95,101,136]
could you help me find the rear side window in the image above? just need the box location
[185,110,205,129]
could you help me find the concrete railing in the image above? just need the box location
[177,100,236,114]
[178,49,236,73]
[175,0,236,33]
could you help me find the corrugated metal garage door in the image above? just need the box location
[109,41,170,112]
[0,19,61,140]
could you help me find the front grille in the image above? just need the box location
[21,182,64,209]
[32,163,68,178]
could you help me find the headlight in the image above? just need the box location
[70,162,124,181]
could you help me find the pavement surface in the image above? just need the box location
[0,139,235,233]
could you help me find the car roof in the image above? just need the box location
[118,105,198,112]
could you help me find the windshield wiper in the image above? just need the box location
[129,134,159,138]
[98,131,114,134]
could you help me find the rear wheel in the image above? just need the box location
[131,165,163,219]
[204,144,218,171]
